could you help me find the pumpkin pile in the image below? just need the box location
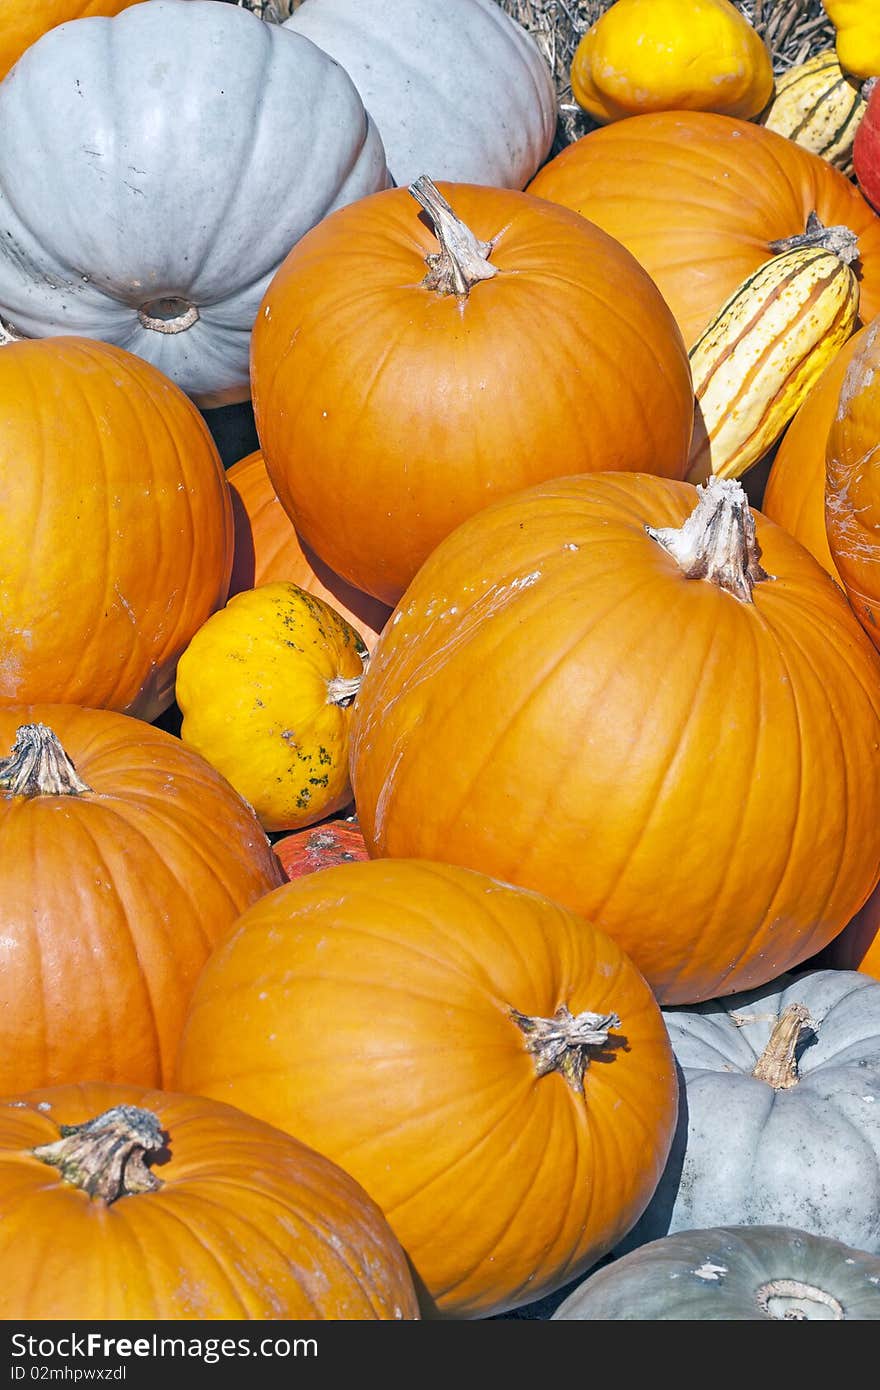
[2,0,880,1326]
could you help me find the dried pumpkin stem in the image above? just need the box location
[32,1105,165,1203]
[137,298,200,335]
[0,723,91,797]
[645,478,773,603]
[752,1003,817,1090]
[769,210,860,265]
[511,1003,620,1096]
[408,175,499,298]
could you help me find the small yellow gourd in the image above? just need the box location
[822,1,880,82]
[571,0,775,124]
[175,582,368,833]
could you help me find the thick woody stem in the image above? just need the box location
[511,1003,621,1096]
[408,175,499,298]
[752,1003,817,1089]
[769,211,860,266]
[0,724,91,797]
[645,478,773,603]
[32,1106,165,1203]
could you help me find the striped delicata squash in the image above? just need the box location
[762,50,868,174]
[686,213,860,484]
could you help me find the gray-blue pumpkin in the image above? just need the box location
[0,0,389,404]
[553,1226,880,1320]
[618,969,880,1255]
[285,0,557,189]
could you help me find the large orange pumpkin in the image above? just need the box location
[176,858,679,1319]
[350,474,880,1005]
[826,320,880,649]
[0,706,284,1093]
[0,1,145,82]
[819,887,880,983]
[527,111,880,349]
[227,449,390,650]
[0,1082,419,1319]
[0,337,232,720]
[250,177,693,605]
[762,326,872,579]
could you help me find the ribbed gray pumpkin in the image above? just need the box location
[553,1226,880,1320]
[0,0,389,405]
[617,970,880,1256]
[284,0,557,188]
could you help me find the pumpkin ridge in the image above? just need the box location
[133,1185,255,1317]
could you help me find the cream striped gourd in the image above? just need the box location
[686,216,860,484]
[762,49,868,174]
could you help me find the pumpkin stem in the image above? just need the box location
[327,650,369,708]
[32,1105,165,1203]
[0,723,91,797]
[0,314,22,346]
[138,298,200,335]
[408,176,499,298]
[511,1003,621,1096]
[751,1003,817,1090]
[768,211,860,266]
[645,478,773,603]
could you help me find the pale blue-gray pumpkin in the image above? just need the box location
[553,1226,880,1320]
[285,0,557,189]
[0,0,389,405]
[618,970,880,1254]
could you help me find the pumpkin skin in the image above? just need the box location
[854,79,880,214]
[349,473,880,1005]
[826,319,880,648]
[285,0,556,190]
[0,706,284,1093]
[617,970,880,1255]
[553,1226,880,1320]
[0,1,145,82]
[0,0,388,405]
[761,324,871,578]
[273,817,368,879]
[175,582,368,833]
[0,1082,419,1320]
[527,111,880,348]
[820,885,880,982]
[227,450,390,651]
[251,181,694,605]
[570,0,774,124]
[176,858,679,1319]
[0,337,232,721]
[822,0,880,83]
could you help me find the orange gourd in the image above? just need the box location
[0,1082,419,1320]
[227,450,390,650]
[176,858,679,1319]
[250,177,693,605]
[826,320,880,646]
[349,473,880,1005]
[762,324,872,577]
[820,887,880,982]
[0,337,232,721]
[0,706,284,1092]
[0,1,145,82]
[528,111,880,349]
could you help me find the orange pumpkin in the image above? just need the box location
[826,320,880,648]
[227,449,390,650]
[527,111,880,349]
[176,858,679,1319]
[349,474,880,1005]
[820,886,880,982]
[0,706,284,1093]
[0,1082,419,1319]
[762,326,872,579]
[0,1,145,82]
[250,177,693,605]
[0,337,232,720]
[273,816,368,879]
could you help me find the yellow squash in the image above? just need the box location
[822,1,880,82]
[762,49,867,173]
[687,222,860,483]
[571,0,774,124]
[175,582,368,833]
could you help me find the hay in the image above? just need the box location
[498,0,837,148]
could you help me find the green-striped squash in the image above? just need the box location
[686,231,859,483]
[762,50,867,175]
